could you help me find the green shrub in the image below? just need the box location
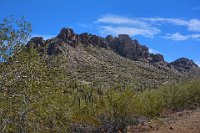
[1,44,200,132]
[159,79,200,110]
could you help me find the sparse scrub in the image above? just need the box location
[1,16,200,133]
[1,49,200,132]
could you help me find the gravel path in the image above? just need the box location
[149,108,200,133]
[128,108,200,133]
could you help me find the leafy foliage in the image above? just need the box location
[0,16,31,61]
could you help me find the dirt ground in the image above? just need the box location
[128,108,200,133]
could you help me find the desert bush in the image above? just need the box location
[159,79,200,110]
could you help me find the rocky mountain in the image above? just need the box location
[27,28,200,89]
[170,58,199,72]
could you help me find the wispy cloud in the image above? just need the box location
[141,17,188,26]
[188,19,200,32]
[140,17,200,32]
[164,33,189,41]
[164,32,200,41]
[149,48,161,54]
[96,14,200,40]
[97,15,160,37]
[97,15,149,27]
[100,26,160,37]
[32,34,55,40]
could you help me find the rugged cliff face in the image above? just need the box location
[29,28,165,62]
[28,27,199,75]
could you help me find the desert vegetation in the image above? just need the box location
[0,17,200,132]
[1,47,200,132]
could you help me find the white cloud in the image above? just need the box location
[32,34,55,40]
[149,48,160,54]
[143,17,200,32]
[165,33,189,41]
[96,14,200,39]
[97,15,189,27]
[97,15,160,37]
[142,17,188,26]
[190,34,200,39]
[164,32,200,41]
[100,26,160,37]
[97,15,149,27]
[188,19,200,32]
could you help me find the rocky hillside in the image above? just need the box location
[27,28,200,89]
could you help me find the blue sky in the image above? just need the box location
[0,0,200,64]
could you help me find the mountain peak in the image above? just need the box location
[56,27,80,44]
[28,27,199,73]
[170,58,199,72]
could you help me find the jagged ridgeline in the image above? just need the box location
[28,28,200,90]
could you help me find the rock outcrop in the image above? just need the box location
[150,54,165,63]
[79,33,108,48]
[106,34,151,62]
[27,27,199,73]
[170,58,199,72]
[28,37,45,47]
[57,28,80,47]
[27,37,46,53]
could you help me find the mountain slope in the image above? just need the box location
[27,28,200,89]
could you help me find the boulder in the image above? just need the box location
[106,35,114,43]
[118,34,132,44]
[150,54,164,63]
[57,28,80,45]
[79,33,89,45]
[28,37,45,47]
[79,33,108,48]
[47,38,66,55]
[27,37,46,53]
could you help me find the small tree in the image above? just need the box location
[0,16,71,132]
[0,16,31,62]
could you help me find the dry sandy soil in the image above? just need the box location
[128,108,200,133]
